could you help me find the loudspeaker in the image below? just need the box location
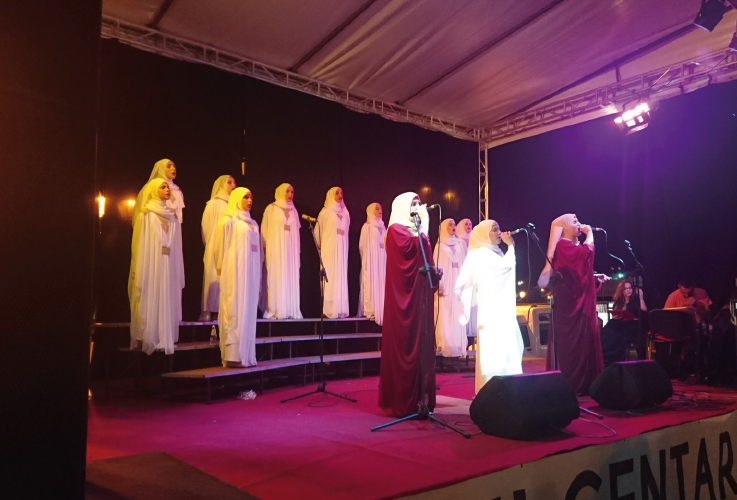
[590,360,673,410]
[470,371,579,440]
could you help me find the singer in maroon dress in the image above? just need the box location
[538,214,604,394]
[379,192,436,418]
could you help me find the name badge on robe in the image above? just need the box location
[336,213,343,221]
[379,243,384,249]
[250,244,258,252]
[452,262,458,269]
[162,247,170,256]
[284,225,290,231]
[337,229,344,236]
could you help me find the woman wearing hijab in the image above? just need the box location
[128,178,185,355]
[316,187,350,318]
[434,219,467,358]
[379,192,436,418]
[261,183,302,319]
[200,175,236,321]
[455,220,524,393]
[214,187,261,368]
[456,218,473,252]
[537,214,605,394]
[132,158,185,226]
[358,203,386,325]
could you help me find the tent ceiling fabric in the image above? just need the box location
[103,0,737,145]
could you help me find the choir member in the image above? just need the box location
[132,158,185,226]
[316,187,350,318]
[455,220,523,393]
[358,203,386,325]
[261,183,302,319]
[455,218,473,252]
[537,214,604,394]
[379,192,435,418]
[128,178,184,355]
[214,187,261,368]
[200,175,236,321]
[434,219,467,358]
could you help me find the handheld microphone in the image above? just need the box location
[301,214,317,223]
[509,228,526,235]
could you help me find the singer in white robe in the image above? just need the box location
[132,158,185,226]
[358,203,386,325]
[200,175,236,320]
[434,219,468,358]
[456,218,472,253]
[128,178,184,355]
[316,187,350,318]
[214,187,261,368]
[455,219,524,393]
[261,183,302,319]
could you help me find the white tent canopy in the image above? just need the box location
[103,0,737,147]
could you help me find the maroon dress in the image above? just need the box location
[547,239,604,394]
[379,224,436,417]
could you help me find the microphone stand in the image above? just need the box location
[529,228,602,420]
[282,218,357,404]
[371,214,471,438]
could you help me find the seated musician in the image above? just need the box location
[664,277,712,323]
[600,279,648,365]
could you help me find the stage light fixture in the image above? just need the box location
[97,194,106,218]
[614,102,652,134]
[693,0,727,32]
[519,291,527,299]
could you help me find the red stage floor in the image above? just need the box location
[86,359,737,500]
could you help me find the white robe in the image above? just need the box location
[455,245,523,393]
[215,213,261,367]
[201,197,228,313]
[357,222,386,325]
[434,240,467,357]
[129,210,184,355]
[317,207,350,318]
[261,203,302,319]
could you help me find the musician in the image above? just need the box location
[600,280,648,365]
[664,277,712,322]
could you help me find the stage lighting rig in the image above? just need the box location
[614,102,652,134]
[693,0,727,32]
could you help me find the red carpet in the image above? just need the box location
[87,359,737,499]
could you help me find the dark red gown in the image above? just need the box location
[379,224,436,417]
[547,239,604,394]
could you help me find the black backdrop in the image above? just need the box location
[486,81,737,310]
[95,40,479,322]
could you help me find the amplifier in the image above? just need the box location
[516,304,550,359]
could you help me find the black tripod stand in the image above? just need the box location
[371,214,471,438]
[281,219,357,404]
[529,228,602,420]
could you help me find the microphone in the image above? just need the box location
[526,222,536,230]
[509,228,526,235]
[301,214,317,223]
[592,227,605,232]
[427,204,440,210]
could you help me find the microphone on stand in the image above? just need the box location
[509,228,526,235]
[592,227,606,232]
[301,214,317,223]
[427,204,440,210]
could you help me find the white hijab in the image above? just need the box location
[140,178,175,222]
[438,219,457,247]
[324,187,348,214]
[133,158,184,225]
[456,218,472,243]
[469,219,504,257]
[211,175,233,203]
[388,192,421,236]
[366,203,385,231]
[226,187,254,223]
[537,213,577,288]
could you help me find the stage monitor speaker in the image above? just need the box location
[590,360,673,410]
[469,371,579,440]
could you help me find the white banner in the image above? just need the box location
[399,411,737,500]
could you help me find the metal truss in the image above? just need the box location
[479,148,488,222]
[481,48,737,150]
[100,16,491,142]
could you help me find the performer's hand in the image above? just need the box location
[501,231,514,246]
[438,282,445,296]
[580,224,592,235]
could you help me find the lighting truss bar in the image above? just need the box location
[481,49,737,150]
[479,149,488,222]
[101,16,491,142]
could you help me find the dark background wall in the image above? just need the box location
[487,81,737,310]
[95,40,479,323]
[0,1,100,498]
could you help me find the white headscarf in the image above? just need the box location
[366,203,385,231]
[438,218,457,247]
[226,187,253,223]
[274,183,295,210]
[469,219,504,257]
[388,192,421,236]
[211,175,233,202]
[133,158,185,225]
[537,213,577,287]
[324,187,348,214]
[140,178,175,221]
[456,218,472,243]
